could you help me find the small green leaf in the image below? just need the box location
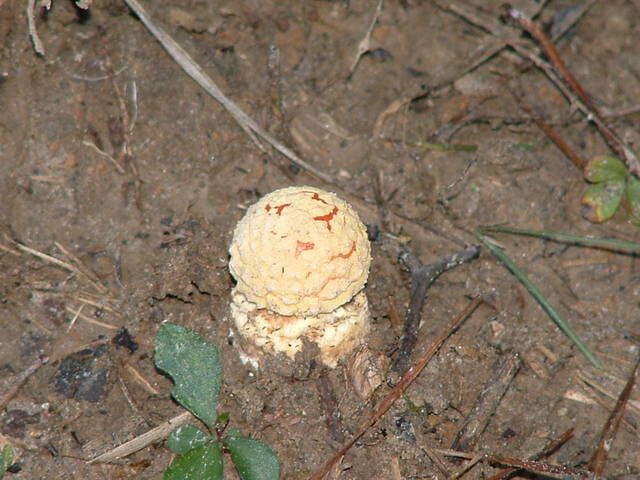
[513,140,549,151]
[155,323,222,430]
[224,430,281,480]
[164,442,223,480]
[584,155,627,183]
[216,412,230,425]
[581,180,625,222]
[627,175,640,220]
[168,425,210,455]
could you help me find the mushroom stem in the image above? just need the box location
[231,290,370,368]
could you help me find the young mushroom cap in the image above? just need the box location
[229,186,371,317]
[228,186,372,368]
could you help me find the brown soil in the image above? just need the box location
[1,0,639,478]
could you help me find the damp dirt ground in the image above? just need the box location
[1,0,640,478]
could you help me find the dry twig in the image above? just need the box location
[348,0,384,77]
[486,428,574,480]
[392,245,480,374]
[14,241,108,294]
[82,139,126,174]
[437,448,597,479]
[126,364,160,395]
[510,87,586,169]
[317,370,345,444]
[588,354,640,476]
[54,242,107,293]
[27,0,45,55]
[431,3,638,176]
[65,306,118,330]
[0,357,48,411]
[450,351,521,452]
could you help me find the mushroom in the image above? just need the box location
[228,186,371,368]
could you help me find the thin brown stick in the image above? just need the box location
[578,371,640,417]
[451,351,522,452]
[308,296,483,480]
[126,364,160,395]
[417,440,451,477]
[489,454,593,478]
[67,304,84,332]
[0,357,48,411]
[436,449,595,479]
[588,354,640,476]
[449,453,483,479]
[69,295,119,315]
[446,4,578,108]
[0,243,21,255]
[16,242,83,276]
[485,428,574,480]
[82,140,126,174]
[15,241,107,294]
[574,385,638,434]
[65,306,119,330]
[510,89,586,169]
[316,369,345,444]
[515,16,593,111]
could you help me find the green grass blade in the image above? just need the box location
[481,225,640,254]
[474,232,604,369]
[405,141,478,152]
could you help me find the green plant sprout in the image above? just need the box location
[155,323,280,480]
[581,155,640,223]
[0,445,14,480]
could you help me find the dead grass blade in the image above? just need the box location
[14,241,108,294]
[88,411,194,463]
